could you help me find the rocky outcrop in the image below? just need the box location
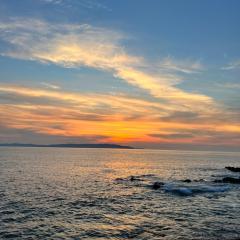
[225,166,240,173]
[182,179,192,183]
[214,177,240,184]
[151,182,164,190]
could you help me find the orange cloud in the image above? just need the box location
[0,85,239,146]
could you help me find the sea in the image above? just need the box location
[0,147,239,240]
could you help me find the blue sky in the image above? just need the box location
[0,0,239,150]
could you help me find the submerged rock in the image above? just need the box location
[171,187,193,196]
[214,177,240,184]
[182,179,192,183]
[225,166,240,173]
[140,174,155,177]
[152,181,164,190]
[115,176,143,182]
[129,176,142,181]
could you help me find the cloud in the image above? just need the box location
[0,84,239,145]
[149,133,194,139]
[160,111,199,122]
[42,0,63,4]
[40,0,111,11]
[0,18,239,146]
[0,84,180,119]
[215,83,240,89]
[0,124,108,145]
[41,82,60,89]
[0,18,216,114]
[221,60,240,70]
[159,57,204,74]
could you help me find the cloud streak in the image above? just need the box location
[0,18,216,114]
[41,82,60,89]
[0,84,239,146]
[221,60,240,70]
[40,0,111,11]
[159,57,204,74]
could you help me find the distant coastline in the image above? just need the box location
[1,143,239,152]
[0,143,135,149]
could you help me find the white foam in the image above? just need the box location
[162,183,230,196]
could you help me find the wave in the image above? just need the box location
[115,174,233,196]
[162,183,230,196]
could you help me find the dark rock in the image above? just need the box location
[140,174,155,177]
[214,177,240,184]
[152,181,164,190]
[223,177,240,184]
[182,179,191,183]
[129,176,142,181]
[115,176,143,182]
[225,166,240,173]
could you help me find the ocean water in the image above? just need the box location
[0,147,240,240]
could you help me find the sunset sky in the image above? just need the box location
[0,0,239,150]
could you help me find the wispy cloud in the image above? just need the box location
[40,0,111,11]
[159,57,204,74]
[41,82,60,89]
[221,60,240,70]
[42,0,63,4]
[215,82,240,89]
[0,18,215,114]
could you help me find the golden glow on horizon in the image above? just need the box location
[0,85,239,146]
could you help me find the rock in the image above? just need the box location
[140,174,155,177]
[152,181,164,190]
[222,177,240,184]
[115,176,143,182]
[214,177,240,184]
[182,179,191,183]
[225,166,240,173]
[129,176,142,181]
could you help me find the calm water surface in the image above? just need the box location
[0,147,240,239]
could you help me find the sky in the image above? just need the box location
[0,0,239,150]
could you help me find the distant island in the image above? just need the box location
[0,143,135,149]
